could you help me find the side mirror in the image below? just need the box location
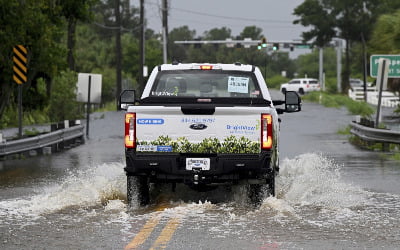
[285,91,301,113]
[119,90,136,110]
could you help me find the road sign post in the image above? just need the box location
[375,58,390,127]
[13,45,28,138]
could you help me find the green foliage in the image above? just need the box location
[304,91,374,117]
[0,103,50,129]
[23,128,41,137]
[324,77,339,94]
[266,75,289,89]
[294,48,337,80]
[49,70,82,122]
[369,9,400,54]
[138,135,260,154]
[169,26,196,62]
[239,26,263,40]
[293,0,336,47]
[391,153,400,161]
[23,109,50,125]
[94,101,117,112]
[337,125,351,135]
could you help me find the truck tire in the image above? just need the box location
[281,88,286,94]
[247,173,276,206]
[247,184,264,207]
[267,175,275,197]
[299,88,305,95]
[127,175,150,207]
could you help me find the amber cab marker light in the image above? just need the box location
[200,65,213,70]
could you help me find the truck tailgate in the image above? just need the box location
[134,106,270,153]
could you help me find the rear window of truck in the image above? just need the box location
[150,70,262,99]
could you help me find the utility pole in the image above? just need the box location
[362,1,368,102]
[319,47,324,91]
[334,38,343,93]
[162,0,168,63]
[115,0,122,107]
[138,0,144,94]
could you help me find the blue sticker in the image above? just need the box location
[157,145,172,152]
[137,118,164,125]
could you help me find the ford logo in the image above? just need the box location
[190,123,208,130]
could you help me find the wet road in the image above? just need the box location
[1,95,400,249]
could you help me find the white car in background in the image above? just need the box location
[280,78,320,95]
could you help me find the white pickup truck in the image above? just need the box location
[120,63,301,206]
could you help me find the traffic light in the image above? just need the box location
[272,43,279,51]
[261,37,267,48]
[257,43,262,50]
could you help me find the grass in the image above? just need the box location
[303,91,375,117]
[337,125,351,135]
[94,101,117,112]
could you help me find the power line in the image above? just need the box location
[145,1,291,24]
[93,21,143,32]
[172,7,291,24]
[168,17,298,29]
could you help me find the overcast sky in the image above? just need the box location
[138,0,309,41]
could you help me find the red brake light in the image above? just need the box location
[200,65,213,70]
[125,113,136,148]
[261,114,273,149]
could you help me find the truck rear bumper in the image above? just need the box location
[125,150,273,185]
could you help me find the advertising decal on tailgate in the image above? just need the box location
[136,135,260,154]
[137,118,165,125]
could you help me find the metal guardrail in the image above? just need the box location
[350,121,400,145]
[0,125,84,158]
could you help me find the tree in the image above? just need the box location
[169,26,196,62]
[293,0,400,93]
[0,0,67,121]
[239,26,263,40]
[369,10,400,54]
[295,47,337,79]
[60,0,98,71]
[293,0,336,47]
[48,70,81,121]
[369,10,400,94]
[203,27,231,40]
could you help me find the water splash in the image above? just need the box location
[0,162,126,222]
[276,153,365,209]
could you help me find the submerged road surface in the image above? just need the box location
[1,98,400,249]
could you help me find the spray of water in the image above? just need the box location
[0,162,127,221]
[0,153,372,222]
[260,153,367,216]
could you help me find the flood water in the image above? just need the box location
[1,96,400,249]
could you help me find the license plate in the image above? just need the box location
[186,158,210,170]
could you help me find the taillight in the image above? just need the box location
[125,113,136,148]
[261,114,273,149]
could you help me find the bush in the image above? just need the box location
[303,91,374,117]
[324,77,339,94]
[266,75,289,89]
[49,70,83,122]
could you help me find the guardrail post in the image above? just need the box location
[382,143,390,152]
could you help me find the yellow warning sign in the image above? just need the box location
[13,45,27,84]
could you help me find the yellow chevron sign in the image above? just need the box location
[13,45,28,84]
